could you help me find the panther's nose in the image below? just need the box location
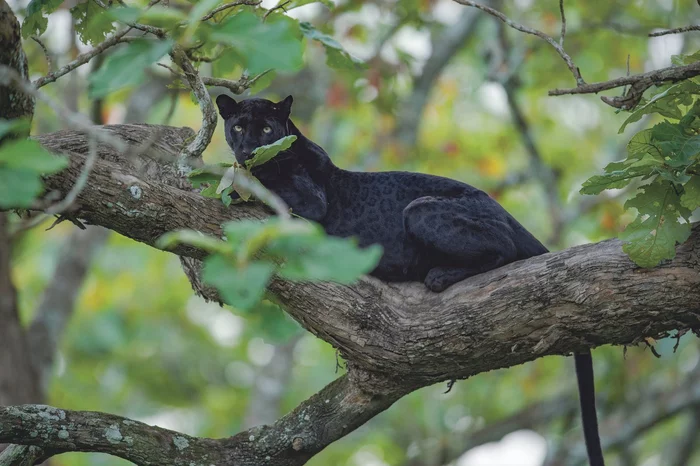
[239,149,252,159]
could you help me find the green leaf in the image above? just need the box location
[681,176,700,211]
[211,12,303,74]
[272,235,382,283]
[627,129,663,160]
[299,22,366,70]
[21,0,63,38]
[580,167,647,195]
[216,166,237,194]
[71,0,116,45]
[0,168,44,209]
[618,81,700,133]
[652,121,700,166]
[203,256,274,310]
[245,135,297,169]
[0,119,32,142]
[88,39,174,98]
[620,180,692,267]
[0,140,68,173]
[156,230,230,255]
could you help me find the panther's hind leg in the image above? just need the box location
[403,196,518,291]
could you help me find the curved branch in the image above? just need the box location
[35,124,700,393]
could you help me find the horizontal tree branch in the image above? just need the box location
[548,60,700,109]
[0,375,401,466]
[35,124,700,392]
[649,25,700,37]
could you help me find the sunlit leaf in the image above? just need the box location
[245,135,297,169]
[211,12,303,74]
[72,0,116,45]
[203,256,274,310]
[21,0,63,38]
[681,176,700,211]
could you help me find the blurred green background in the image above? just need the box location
[7,0,700,464]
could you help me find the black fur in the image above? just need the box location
[216,94,605,464]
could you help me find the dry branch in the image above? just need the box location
[549,60,700,109]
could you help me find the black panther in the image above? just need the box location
[216,94,605,466]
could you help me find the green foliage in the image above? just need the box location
[187,135,296,206]
[158,218,381,310]
[71,0,116,45]
[245,135,297,169]
[88,39,174,98]
[0,136,68,209]
[21,0,63,38]
[582,52,700,267]
[619,180,692,267]
[210,12,303,74]
[299,22,366,71]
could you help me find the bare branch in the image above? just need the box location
[33,29,132,89]
[548,60,700,109]
[451,0,584,85]
[649,25,700,37]
[30,36,52,72]
[201,0,261,21]
[169,45,217,166]
[558,0,566,46]
[158,63,270,94]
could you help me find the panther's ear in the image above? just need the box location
[275,95,293,120]
[216,94,238,119]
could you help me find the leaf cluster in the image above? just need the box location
[581,52,700,266]
[157,218,382,311]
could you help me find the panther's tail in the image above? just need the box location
[575,351,605,466]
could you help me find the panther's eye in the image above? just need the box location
[234,125,243,132]
[262,126,272,134]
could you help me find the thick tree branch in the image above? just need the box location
[0,374,400,466]
[34,124,700,393]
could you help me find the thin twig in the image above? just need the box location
[33,28,132,88]
[263,0,291,20]
[452,0,585,85]
[558,0,566,47]
[649,25,700,37]
[31,36,52,72]
[201,0,261,21]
